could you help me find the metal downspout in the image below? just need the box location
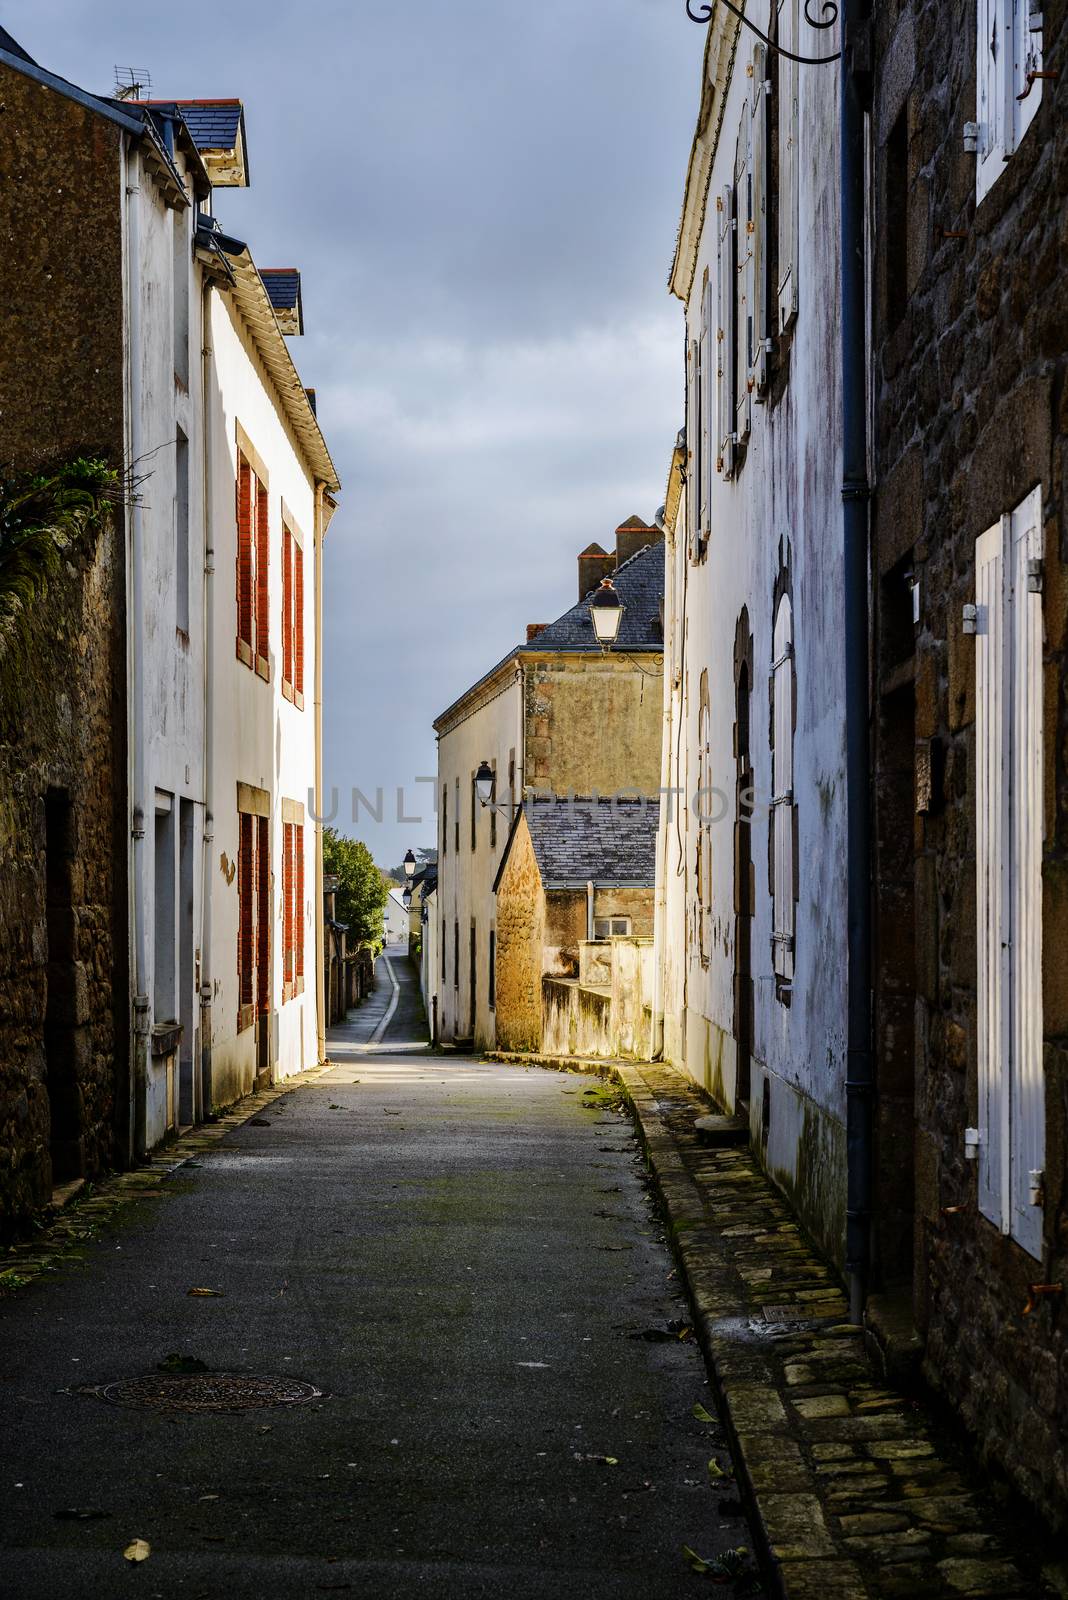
[199,278,215,1116]
[125,144,150,1160]
[841,0,874,1326]
[314,482,327,1065]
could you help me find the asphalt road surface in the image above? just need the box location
[0,955,757,1598]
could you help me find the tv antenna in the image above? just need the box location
[114,66,152,101]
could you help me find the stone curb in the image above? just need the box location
[0,1060,334,1298]
[486,1049,1047,1600]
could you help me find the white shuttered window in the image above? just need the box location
[749,42,769,399]
[734,123,752,446]
[716,185,735,478]
[975,485,1044,1258]
[771,595,795,984]
[976,0,1044,204]
[777,0,799,331]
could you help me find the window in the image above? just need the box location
[154,792,176,1022]
[454,777,460,854]
[975,486,1044,1257]
[471,770,478,851]
[716,183,736,479]
[489,762,498,849]
[236,449,269,679]
[777,0,799,331]
[594,917,632,939]
[237,795,270,1031]
[442,785,448,857]
[770,592,795,991]
[175,429,189,635]
[976,0,1043,203]
[488,928,496,1010]
[441,916,447,980]
[734,122,752,450]
[173,207,189,387]
[688,275,714,560]
[282,804,305,1000]
[749,43,769,399]
[453,920,459,990]
[281,523,304,708]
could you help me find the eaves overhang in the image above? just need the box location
[0,44,144,133]
[668,3,742,304]
[215,231,340,493]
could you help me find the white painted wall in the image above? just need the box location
[385,889,409,945]
[205,289,320,1108]
[433,666,522,1047]
[656,5,848,1259]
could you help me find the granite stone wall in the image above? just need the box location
[871,0,1067,1527]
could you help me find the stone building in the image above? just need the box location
[656,1,849,1269]
[0,29,339,1226]
[494,796,658,1057]
[431,520,664,1049]
[869,0,1067,1527]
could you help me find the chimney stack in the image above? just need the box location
[614,515,660,569]
[526,623,548,642]
[578,542,615,602]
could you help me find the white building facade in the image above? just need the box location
[125,98,339,1149]
[656,4,849,1265]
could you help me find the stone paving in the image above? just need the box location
[490,1051,1062,1600]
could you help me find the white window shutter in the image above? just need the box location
[975,514,1010,1230]
[735,124,752,445]
[777,0,799,330]
[700,275,713,543]
[750,43,768,398]
[717,185,735,479]
[1009,487,1044,1257]
[687,339,699,560]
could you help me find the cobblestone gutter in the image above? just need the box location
[490,1050,1062,1600]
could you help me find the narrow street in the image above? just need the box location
[0,956,757,1599]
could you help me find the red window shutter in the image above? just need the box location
[256,814,270,1009]
[239,812,254,1007]
[255,480,270,665]
[237,456,253,649]
[282,528,293,688]
[295,824,305,980]
[294,543,304,699]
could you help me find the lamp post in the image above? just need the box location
[403,849,416,883]
[589,577,624,650]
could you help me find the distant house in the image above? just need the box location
[384,889,409,946]
[431,520,664,1049]
[494,797,658,1058]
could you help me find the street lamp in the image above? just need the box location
[402,849,416,882]
[475,761,495,809]
[589,577,624,649]
[402,886,412,908]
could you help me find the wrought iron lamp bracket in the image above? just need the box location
[685,0,841,65]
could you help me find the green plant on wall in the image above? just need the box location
[0,456,120,657]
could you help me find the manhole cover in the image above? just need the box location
[85,1373,323,1413]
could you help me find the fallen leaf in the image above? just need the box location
[693,1402,715,1423]
[123,1538,151,1563]
[187,1287,223,1298]
[516,1360,551,1368]
[682,1545,710,1575]
[707,1457,727,1480]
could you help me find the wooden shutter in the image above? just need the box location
[750,43,769,398]
[255,481,270,669]
[256,814,270,1009]
[717,185,735,478]
[687,340,698,559]
[239,811,254,1008]
[771,596,794,982]
[1009,490,1044,1255]
[295,823,305,982]
[282,528,293,690]
[777,0,799,331]
[282,821,293,987]
[976,0,1008,196]
[294,542,305,700]
[735,121,752,445]
[237,455,253,655]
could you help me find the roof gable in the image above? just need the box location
[497,796,659,892]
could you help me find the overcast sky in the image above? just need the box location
[5,0,700,868]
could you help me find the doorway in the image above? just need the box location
[45,788,81,1183]
[733,614,754,1111]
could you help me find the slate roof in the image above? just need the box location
[261,269,300,311]
[172,99,243,152]
[496,796,659,891]
[524,537,664,654]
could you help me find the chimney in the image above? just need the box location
[614,515,660,568]
[578,542,615,602]
[526,623,548,642]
